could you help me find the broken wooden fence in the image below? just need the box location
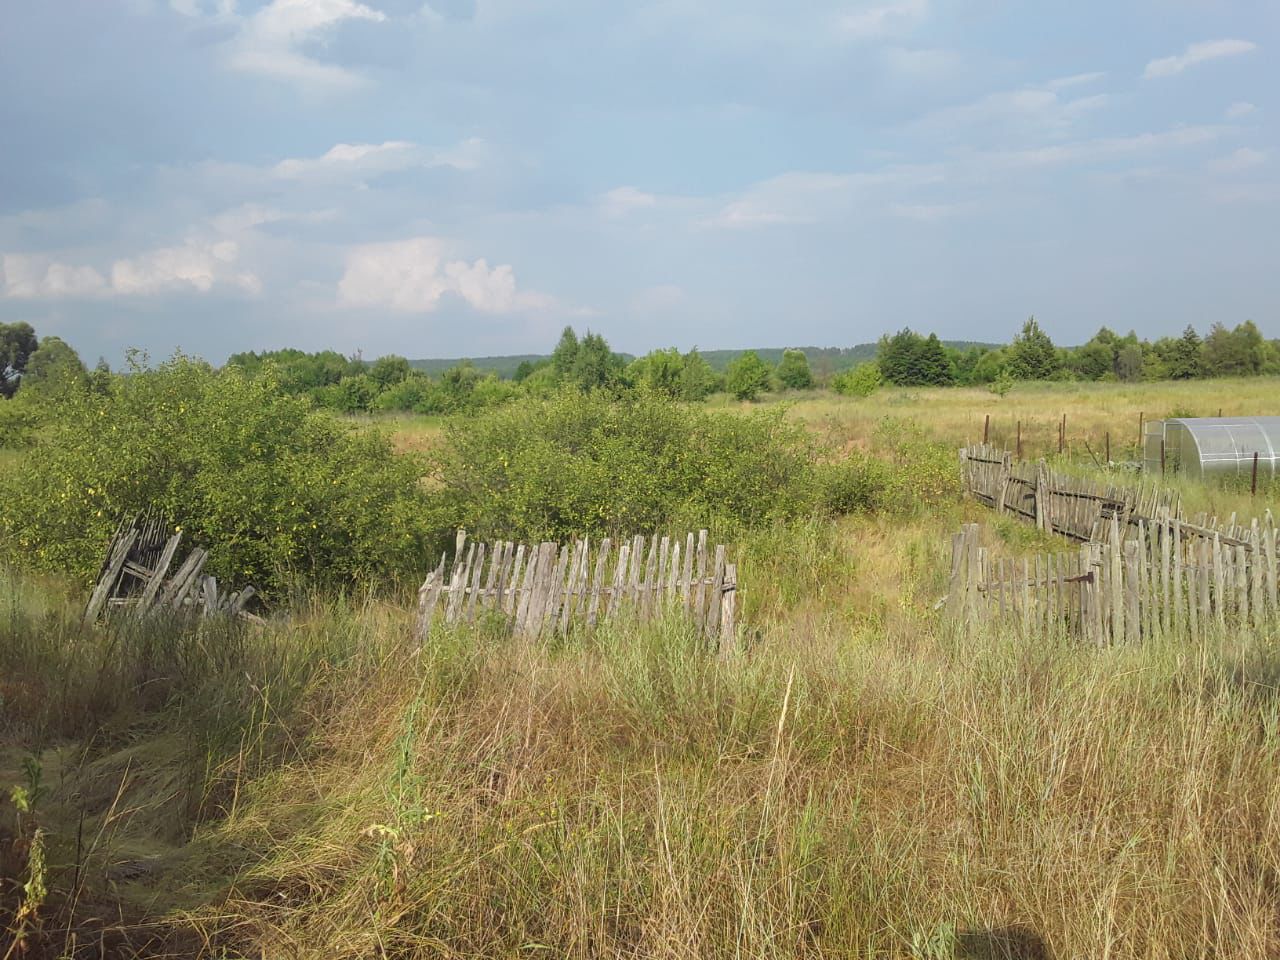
[948,517,1280,644]
[417,531,738,654]
[84,517,260,625]
[960,444,1278,558]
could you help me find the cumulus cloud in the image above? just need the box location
[2,239,260,300]
[840,0,929,39]
[980,125,1226,169]
[338,237,551,313]
[226,0,388,89]
[1,255,108,299]
[1143,39,1257,80]
[1226,101,1257,119]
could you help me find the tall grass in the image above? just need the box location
[6,521,1280,958]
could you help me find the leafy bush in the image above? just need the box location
[0,356,433,591]
[831,362,882,398]
[427,389,818,542]
[0,398,40,449]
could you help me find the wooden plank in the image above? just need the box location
[505,545,527,616]
[156,544,203,609]
[1124,541,1140,643]
[514,545,540,634]
[482,541,503,612]
[415,552,447,640]
[465,543,487,622]
[704,544,726,638]
[545,544,570,635]
[1236,544,1250,625]
[680,532,695,612]
[169,548,209,610]
[1266,523,1278,618]
[586,538,611,627]
[694,530,709,622]
[656,536,670,612]
[84,528,140,624]
[1213,534,1226,633]
[641,535,660,619]
[136,532,183,613]
[718,562,737,659]
[608,542,631,620]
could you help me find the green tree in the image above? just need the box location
[1203,321,1269,377]
[877,330,955,386]
[368,355,411,389]
[775,349,815,390]
[1165,325,1204,380]
[1006,317,1060,380]
[20,336,87,395]
[570,332,625,391]
[630,348,685,398]
[725,351,771,401]
[0,321,39,398]
[678,348,718,401]
[551,326,580,379]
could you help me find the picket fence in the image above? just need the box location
[948,517,1280,644]
[84,517,261,624]
[960,443,1278,555]
[416,530,739,654]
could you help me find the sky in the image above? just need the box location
[0,1,1276,366]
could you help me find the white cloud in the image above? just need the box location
[271,138,486,181]
[111,240,261,296]
[2,237,260,300]
[916,85,1109,141]
[599,186,658,218]
[981,125,1226,169]
[226,0,388,89]
[701,166,944,229]
[840,0,928,39]
[1210,148,1266,175]
[1047,72,1106,91]
[338,237,550,313]
[1226,101,1257,120]
[1143,39,1257,80]
[1,255,108,299]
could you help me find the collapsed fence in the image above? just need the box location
[948,519,1280,644]
[416,531,738,654]
[960,443,1277,553]
[85,516,261,625]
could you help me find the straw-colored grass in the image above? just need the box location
[6,510,1280,958]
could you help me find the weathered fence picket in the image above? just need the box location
[85,519,261,624]
[948,520,1280,644]
[416,530,739,651]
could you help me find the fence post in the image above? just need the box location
[1016,420,1022,459]
[1137,412,1144,456]
[1105,431,1110,466]
[718,563,738,659]
[1252,451,1260,496]
[983,414,990,444]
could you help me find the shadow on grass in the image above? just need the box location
[957,925,1051,960]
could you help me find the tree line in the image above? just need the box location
[3,317,1277,432]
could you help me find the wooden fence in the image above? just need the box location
[416,531,738,654]
[960,444,1277,555]
[84,517,260,625]
[948,518,1280,644]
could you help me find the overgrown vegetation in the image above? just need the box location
[0,356,432,591]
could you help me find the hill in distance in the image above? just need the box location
[410,342,999,379]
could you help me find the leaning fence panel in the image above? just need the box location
[416,530,738,651]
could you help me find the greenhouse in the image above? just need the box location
[1144,416,1280,481]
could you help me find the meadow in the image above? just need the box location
[3,375,1280,959]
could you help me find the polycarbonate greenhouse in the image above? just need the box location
[1143,417,1280,481]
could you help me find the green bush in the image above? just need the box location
[427,389,818,542]
[0,356,433,591]
[831,362,882,398]
[0,397,40,449]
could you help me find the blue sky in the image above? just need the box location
[1,0,1276,365]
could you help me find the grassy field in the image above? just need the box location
[4,377,1280,958]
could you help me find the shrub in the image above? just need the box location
[0,356,433,591]
[831,362,882,398]
[426,389,818,542]
[0,397,40,449]
[725,351,771,401]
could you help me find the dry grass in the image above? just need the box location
[6,514,1280,958]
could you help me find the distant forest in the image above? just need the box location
[3,318,1277,423]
